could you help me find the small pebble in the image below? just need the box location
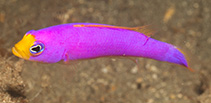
[80,72,88,78]
[150,65,158,72]
[41,74,50,88]
[177,93,183,98]
[129,1,134,6]
[193,3,199,8]
[111,59,116,61]
[136,77,143,83]
[149,88,156,93]
[185,42,191,48]
[0,12,5,23]
[155,93,160,98]
[91,85,99,91]
[170,94,176,99]
[78,0,85,4]
[88,8,94,13]
[145,63,151,69]
[187,10,193,15]
[101,67,108,73]
[147,99,154,103]
[87,78,94,85]
[182,1,187,6]
[131,83,137,89]
[97,78,108,85]
[109,85,116,92]
[100,96,105,102]
[160,82,167,87]
[188,30,195,35]
[207,37,211,44]
[131,66,138,74]
[152,74,158,79]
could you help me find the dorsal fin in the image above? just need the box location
[73,24,156,37]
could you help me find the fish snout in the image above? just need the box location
[12,46,30,60]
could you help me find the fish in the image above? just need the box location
[12,23,193,71]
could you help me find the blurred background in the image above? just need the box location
[0,0,210,103]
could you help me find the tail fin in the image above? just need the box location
[175,47,194,72]
[165,46,194,72]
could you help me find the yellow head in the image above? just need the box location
[12,34,44,60]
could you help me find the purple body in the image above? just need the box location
[29,23,188,67]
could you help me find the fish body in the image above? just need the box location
[12,23,192,71]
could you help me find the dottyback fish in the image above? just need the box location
[12,23,193,71]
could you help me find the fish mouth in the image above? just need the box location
[12,46,30,60]
[12,46,23,58]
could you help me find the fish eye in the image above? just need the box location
[30,42,44,55]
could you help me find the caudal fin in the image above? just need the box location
[165,46,194,72]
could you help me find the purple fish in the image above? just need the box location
[12,23,193,71]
